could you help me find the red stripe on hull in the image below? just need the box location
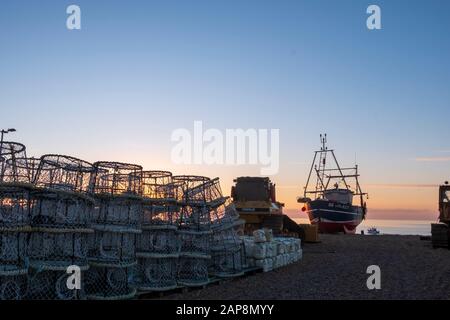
[314,221,359,234]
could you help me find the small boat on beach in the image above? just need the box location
[298,134,368,234]
[367,227,380,235]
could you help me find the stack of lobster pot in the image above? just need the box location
[135,171,180,292]
[27,154,95,300]
[172,176,212,287]
[208,181,246,278]
[85,162,142,300]
[0,142,31,300]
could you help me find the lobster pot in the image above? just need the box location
[0,142,27,184]
[137,225,179,255]
[27,267,87,300]
[142,202,174,225]
[209,226,245,277]
[91,195,142,229]
[85,264,136,300]
[210,245,245,278]
[210,200,239,227]
[28,230,90,268]
[204,178,224,206]
[178,206,211,230]
[3,157,40,185]
[0,230,29,269]
[178,230,211,256]
[0,184,32,227]
[88,228,139,265]
[0,271,28,300]
[177,254,210,287]
[135,255,178,291]
[34,155,95,193]
[90,162,143,196]
[30,190,93,228]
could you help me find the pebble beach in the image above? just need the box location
[166,234,450,300]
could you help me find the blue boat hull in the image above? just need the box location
[305,199,364,234]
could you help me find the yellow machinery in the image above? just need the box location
[231,177,305,240]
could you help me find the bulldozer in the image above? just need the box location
[231,176,305,240]
[432,182,450,248]
[439,182,450,224]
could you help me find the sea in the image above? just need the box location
[292,218,434,236]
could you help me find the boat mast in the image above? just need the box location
[315,134,328,195]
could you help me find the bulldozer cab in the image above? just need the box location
[439,184,450,223]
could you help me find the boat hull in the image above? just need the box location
[304,199,364,234]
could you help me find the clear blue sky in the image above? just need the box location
[1,0,449,217]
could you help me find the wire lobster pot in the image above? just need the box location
[0,184,33,228]
[35,155,94,193]
[26,267,88,300]
[88,227,139,265]
[210,198,240,228]
[135,223,179,291]
[0,272,28,300]
[26,154,95,300]
[137,224,179,255]
[90,162,143,196]
[0,143,32,300]
[172,175,210,205]
[135,171,181,292]
[91,195,142,230]
[86,224,140,299]
[86,162,143,300]
[209,197,246,277]
[3,157,40,184]
[30,188,94,229]
[177,254,210,287]
[141,171,174,200]
[85,263,136,300]
[0,229,29,300]
[134,255,178,291]
[0,142,27,183]
[209,226,245,278]
[177,205,211,231]
[176,228,211,287]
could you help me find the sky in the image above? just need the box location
[1,0,450,220]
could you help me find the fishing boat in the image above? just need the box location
[367,227,380,235]
[297,134,368,234]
